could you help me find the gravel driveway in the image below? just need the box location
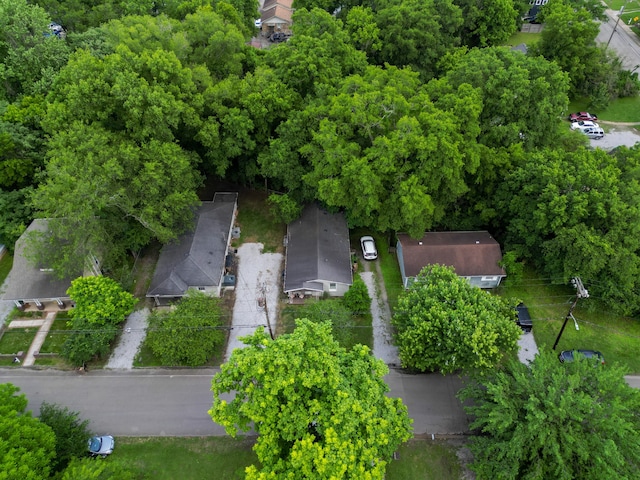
[225,243,282,360]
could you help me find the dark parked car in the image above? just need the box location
[269,32,290,43]
[88,435,115,457]
[568,112,598,122]
[515,303,533,332]
[558,349,605,364]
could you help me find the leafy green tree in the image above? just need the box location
[67,276,136,326]
[267,193,302,224]
[454,0,519,47]
[0,187,32,250]
[300,299,354,348]
[342,275,371,314]
[344,6,382,57]
[392,265,521,373]
[61,457,137,480]
[438,46,569,150]
[265,8,368,97]
[61,322,117,367]
[373,0,463,80]
[210,320,413,479]
[495,146,640,315]
[0,383,56,480]
[528,0,600,97]
[459,351,640,479]
[146,291,225,366]
[0,0,70,101]
[38,402,92,473]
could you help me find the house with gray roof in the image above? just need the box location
[283,204,352,300]
[2,219,81,310]
[146,192,238,306]
[397,231,506,289]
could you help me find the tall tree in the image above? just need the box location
[373,0,463,80]
[31,46,203,275]
[438,46,569,150]
[454,0,519,47]
[459,351,640,479]
[495,146,640,315]
[0,0,70,101]
[528,0,599,97]
[38,402,92,473]
[0,383,56,480]
[392,265,521,373]
[211,320,412,479]
[146,291,225,366]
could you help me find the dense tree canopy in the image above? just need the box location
[460,351,640,479]
[0,383,56,480]
[146,291,225,366]
[496,145,640,315]
[392,265,521,373]
[211,320,412,479]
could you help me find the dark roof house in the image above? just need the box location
[146,192,237,306]
[396,231,506,289]
[283,204,352,299]
[2,219,81,310]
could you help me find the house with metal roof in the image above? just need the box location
[2,219,81,311]
[146,192,238,306]
[283,204,352,301]
[396,231,506,289]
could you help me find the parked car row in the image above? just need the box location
[569,113,604,140]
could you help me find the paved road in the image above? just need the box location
[597,9,640,70]
[0,368,469,437]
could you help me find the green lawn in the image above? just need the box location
[569,96,640,123]
[605,0,640,12]
[234,190,286,253]
[0,328,38,354]
[0,253,12,286]
[498,268,640,373]
[39,319,73,353]
[113,436,464,480]
[504,31,542,47]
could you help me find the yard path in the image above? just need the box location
[361,261,399,367]
[22,312,56,366]
[105,308,150,369]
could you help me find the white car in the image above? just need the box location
[571,120,599,131]
[254,19,262,28]
[360,236,377,260]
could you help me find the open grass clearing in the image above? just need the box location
[505,31,542,47]
[0,327,38,354]
[569,96,640,123]
[498,267,640,373]
[234,189,285,253]
[605,0,640,12]
[114,436,464,480]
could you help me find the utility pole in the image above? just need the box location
[552,277,588,351]
[258,282,274,340]
[607,5,626,48]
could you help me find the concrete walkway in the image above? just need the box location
[22,312,56,366]
[8,319,46,328]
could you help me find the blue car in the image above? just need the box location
[88,435,115,457]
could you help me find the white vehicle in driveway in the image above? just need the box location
[571,120,599,131]
[583,127,605,139]
[360,236,377,260]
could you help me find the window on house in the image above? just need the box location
[329,283,337,292]
[481,276,498,282]
[198,287,206,291]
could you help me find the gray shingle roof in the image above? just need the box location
[284,205,352,292]
[398,231,506,278]
[2,219,79,301]
[146,193,237,298]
